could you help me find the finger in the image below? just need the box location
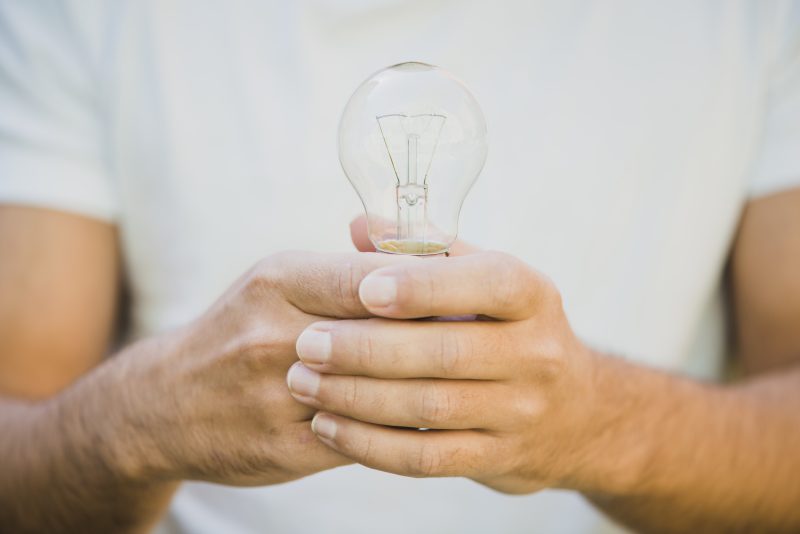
[287,363,506,429]
[357,251,555,320]
[310,412,492,478]
[349,215,482,256]
[296,319,520,379]
[213,421,353,486]
[252,251,418,318]
[447,238,482,256]
[349,216,375,252]
[287,421,354,470]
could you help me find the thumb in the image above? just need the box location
[348,215,481,256]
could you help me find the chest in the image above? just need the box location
[106,1,763,363]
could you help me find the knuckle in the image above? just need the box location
[355,326,378,369]
[240,327,286,354]
[245,269,278,297]
[342,375,361,412]
[401,266,436,313]
[417,382,454,426]
[485,253,525,310]
[484,252,546,315]
[335,260,363,313]
[543,276,563,309]
[537,356,567,385]
[407,443,443,477]
[478,438,514,479]
[529,266,561,308]
[356,433,377,465]
[438,328,468,376]
[247,254,292,294]
[510,392,544,423]
[263,384,296,413]
[529,337,568,382]
[250,251,322,300]
[237,331,285,370]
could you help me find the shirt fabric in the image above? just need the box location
[1,1,800,533]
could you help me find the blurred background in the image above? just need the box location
[1,1,798,533]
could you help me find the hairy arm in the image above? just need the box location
[0,206,177,533]
[299,196,800,532]
[588,188,800,532]
[0,205,417,532]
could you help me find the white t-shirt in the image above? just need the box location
[2,2,800,533]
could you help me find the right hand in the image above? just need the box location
[93,251,409,486]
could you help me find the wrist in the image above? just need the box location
[57,335,182,486]
[562,351,658,497]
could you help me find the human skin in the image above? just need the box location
[0,206,419,532]
[288,189,800,533]
[1,188,798,533]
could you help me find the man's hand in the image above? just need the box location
[286,251,609,494]
[290,197,800,532]
[0,241,415,532]
[91,251,416,486]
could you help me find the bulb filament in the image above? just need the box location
[376,113,446,252]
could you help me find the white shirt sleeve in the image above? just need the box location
[749,0,800,199]
[0,2,116,221]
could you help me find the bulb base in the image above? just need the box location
[376,239,449,256]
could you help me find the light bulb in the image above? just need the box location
[339,62,488,255]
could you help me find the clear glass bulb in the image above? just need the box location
[339,62,488,255]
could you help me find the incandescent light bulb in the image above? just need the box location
[339,62,488,255]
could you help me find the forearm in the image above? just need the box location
[0,340,178,533]
[582,355,800,533]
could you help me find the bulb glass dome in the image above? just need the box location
[339,62,488,255]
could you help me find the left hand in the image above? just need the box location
[286,250,611,495]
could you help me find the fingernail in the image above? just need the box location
[312,413,337,440]
[286,362,320,397]
[359,275,397,307]
[296,327,332,364]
